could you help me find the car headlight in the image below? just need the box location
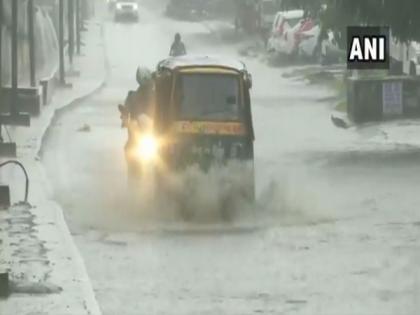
[136,134,159,162]
[132,4,138,10]
[116,3,122,10]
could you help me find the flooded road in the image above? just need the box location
[41,1,420,314]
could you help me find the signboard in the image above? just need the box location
[382,81,403,117]
[174,121,246,136]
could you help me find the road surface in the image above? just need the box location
[42,2,420,315]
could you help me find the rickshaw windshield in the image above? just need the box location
[175,73,242,121]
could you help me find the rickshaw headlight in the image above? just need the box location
[136,134,159,162]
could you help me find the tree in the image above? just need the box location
[281,0,420,44]
[322,0,420,43]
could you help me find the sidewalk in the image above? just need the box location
[0,17,106,315]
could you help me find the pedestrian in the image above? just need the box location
[169,33,187,57]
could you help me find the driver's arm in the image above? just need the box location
[169,43,175,56]
[119,91,136,128]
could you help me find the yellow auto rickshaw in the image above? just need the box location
[128,55,256,218]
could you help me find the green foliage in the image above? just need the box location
[280,0,420,43]
[325,0,420,43]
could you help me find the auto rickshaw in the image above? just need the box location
[127,55,255,218]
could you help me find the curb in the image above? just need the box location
[34,80,107,315]
[3,20,108,315]
[37,77,107,159]
[52,200,103,315]
[34,21,108,315]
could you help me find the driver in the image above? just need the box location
[118,67,154,168]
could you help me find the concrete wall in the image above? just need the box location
[347,77,420,123]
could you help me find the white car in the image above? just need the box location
[268,12,341,63]
[267,10,304,56]
[295,18,341,62]
[295,20,320,58]
[114,0,139,22]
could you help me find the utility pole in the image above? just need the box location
[0,0,3,95]
[76,0,81,55]
[58,0,66,85]
[68,0,75,66]
[0,0,3,142]
[28,0,36,87]
[11,0,18,116]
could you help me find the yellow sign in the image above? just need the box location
[174,121,246,136]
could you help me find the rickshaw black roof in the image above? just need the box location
[157,55,248,73]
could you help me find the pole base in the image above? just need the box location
[66,69,81,78]
[0,114,31,127]
[58,82,73,89]
[0,143,17,157]
[0,186,11,209]
[0,272,10,298]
